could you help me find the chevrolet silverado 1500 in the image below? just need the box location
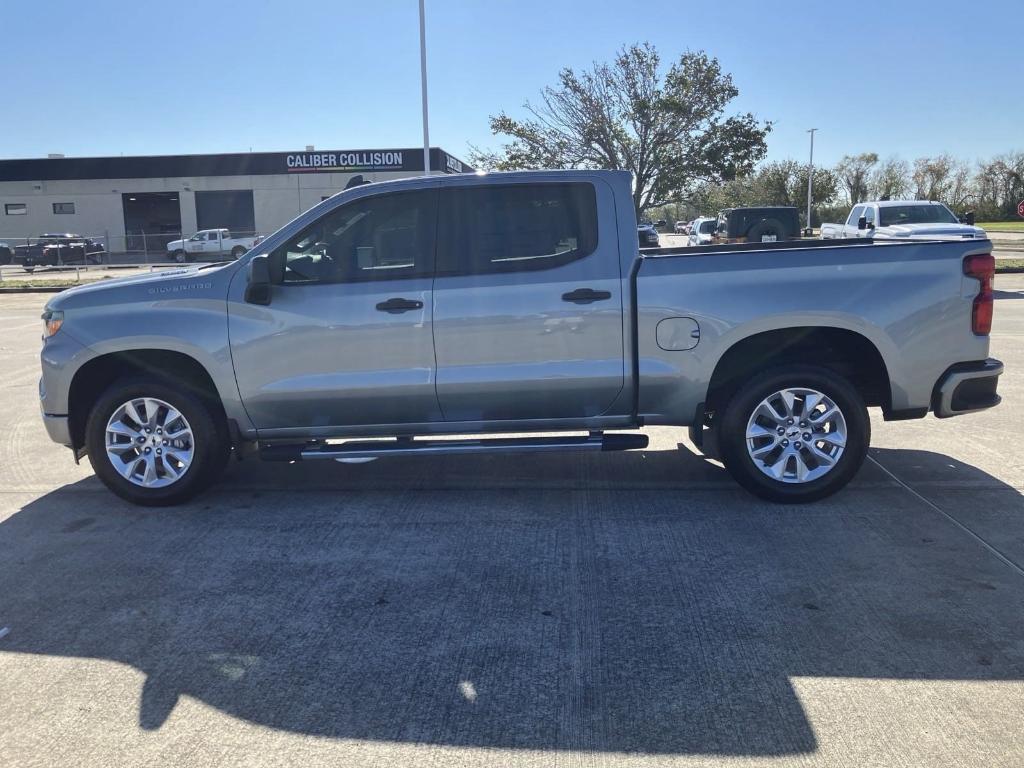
[38,170,1003,506]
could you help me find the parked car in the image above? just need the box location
[638,219,660,247]
[38,170,1001,507]
[673,221,689,234]
[0,242,12,266]
[820,201,986,240]
[713,207,801,244]
[687,217,717,246]
[13,234,106,272]
[166,229,263,263]
[655,219,667,229]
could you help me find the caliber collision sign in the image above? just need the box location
[286,150,406,172]
[1018,199,1024,217]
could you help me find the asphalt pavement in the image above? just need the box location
[1,278,1023,767]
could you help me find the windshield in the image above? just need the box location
[878,204,959,227]
[699,220,716,234]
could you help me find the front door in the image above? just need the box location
[431,180,625,423]
[228,187,441,433]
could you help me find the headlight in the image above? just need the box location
[42,309,63,338]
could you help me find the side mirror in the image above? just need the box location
[857,215,868,230]
[961,211,976,226]
[245,254,272,305]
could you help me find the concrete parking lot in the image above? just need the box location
[1,278,1023,767]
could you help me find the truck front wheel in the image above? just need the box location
[84,377,230,506]
[171,250,190,264]
[717,365,869,503]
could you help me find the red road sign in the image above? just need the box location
[1018,199,1024,217]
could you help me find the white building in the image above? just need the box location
[0,147,471,252]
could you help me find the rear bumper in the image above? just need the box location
[41,411,73,447]
[933,358,1003,418]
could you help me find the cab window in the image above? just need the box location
[273,190,437,285]
[436,183,597,276]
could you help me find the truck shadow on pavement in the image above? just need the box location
[2,446,1023,756]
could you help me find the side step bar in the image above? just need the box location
[259,432,649,462]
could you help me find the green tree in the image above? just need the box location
[869,156,910,200]
[835,152,879,204]
[469,43,771,214]
[974,152,1024,220]
[912,155,972,208]
[689,161,838,225]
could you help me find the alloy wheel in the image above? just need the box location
[744,387,847,483]
[105,397,194,487]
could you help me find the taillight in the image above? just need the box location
[963,253,994,335]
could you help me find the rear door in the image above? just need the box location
[431,179,625,423]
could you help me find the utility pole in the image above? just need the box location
[419,0,431,176]
[805,128,817,235]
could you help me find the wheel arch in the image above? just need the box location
[704,326,892,419]
[67,349,228,451]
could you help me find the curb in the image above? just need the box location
[0,286,73,294]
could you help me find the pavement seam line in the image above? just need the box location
[867,455,1024,579]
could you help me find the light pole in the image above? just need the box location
[805,128,817,235]
[419,0,431,176]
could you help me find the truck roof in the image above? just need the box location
[870,200,946,208]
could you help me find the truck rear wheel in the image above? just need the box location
[717,365,869,503]
[231,245,246,259]
[84,377,230,506]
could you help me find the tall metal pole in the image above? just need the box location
[805,128,817,234]
[419,0,431,176]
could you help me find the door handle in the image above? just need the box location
[375,297,423,314]
[561,288,612,304]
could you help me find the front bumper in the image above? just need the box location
[933,358,1003,418]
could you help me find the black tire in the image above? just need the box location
[717,365,869,504]
[171,249,190,264]
[24,267,34,274]
[746,218,787,243]
[230,245,246,259]
[85,376,230,506]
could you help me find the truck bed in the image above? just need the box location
[631,236,994,425]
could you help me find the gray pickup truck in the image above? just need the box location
[38,170,1003,506]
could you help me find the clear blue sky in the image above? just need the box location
[3,0,1019,167]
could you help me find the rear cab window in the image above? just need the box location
[436,182,598,276]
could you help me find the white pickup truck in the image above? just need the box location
[167,229,262,263]
[820,201,986,240]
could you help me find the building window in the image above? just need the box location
[4,203,27,215]
[53,202,76,214]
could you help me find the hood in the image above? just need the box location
[47,263,232,309]
[878,223,987,239]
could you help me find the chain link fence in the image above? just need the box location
[0,230,266,278]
